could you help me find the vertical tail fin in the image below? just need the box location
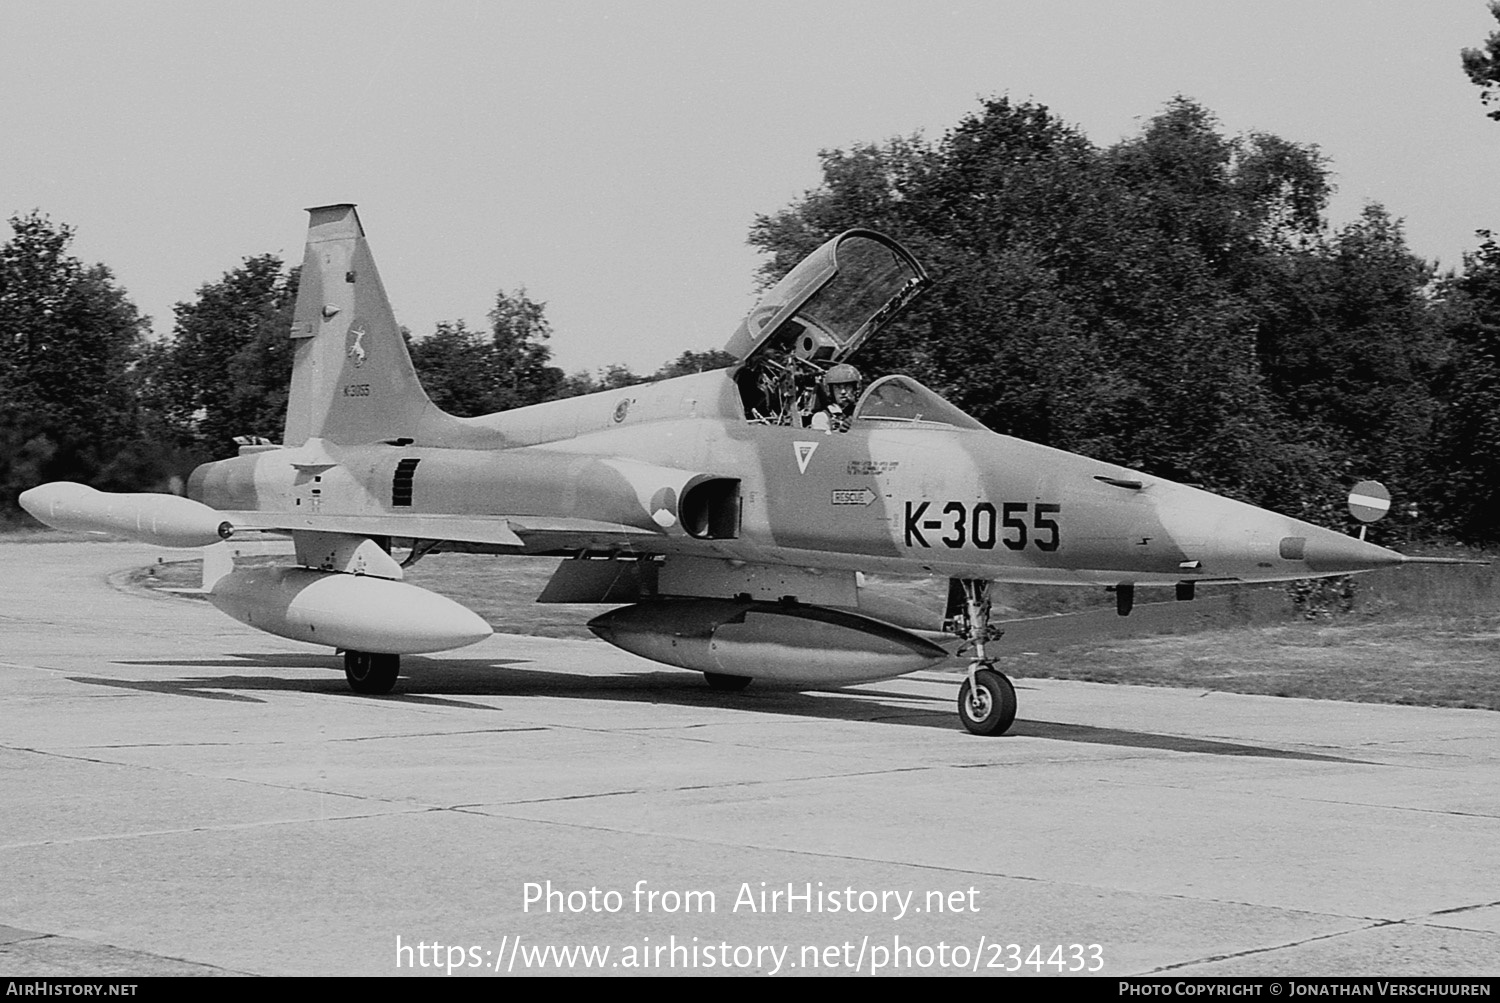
[283,204,455,446]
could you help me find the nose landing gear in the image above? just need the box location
[947,579,1016,736]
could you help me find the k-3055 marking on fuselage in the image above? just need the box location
[903,500,1061,552]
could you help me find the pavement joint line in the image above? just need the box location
[952,753,1166,769]
[602,726,967,762]
[1290,797,1500,820]
[0,931,259,976]
[16,734,961,815]
[491,763,947,807]
[1359,739,1494,756]
[0,743,443,815]
[538,721,906,752]
[1426,899,1500,917]
[0,807,434,851]
[448,793,644,812]
[1097,774,1500,820]
[5,714,1438,778]
[82,741,288,750]
[328,726,549,743]
[596,728,946,755]
[4,745,158,770]
[615,723,714,732]
[461,807,1069,884]
[1143,919,1398,974]
[68,726,552,749]
[1413,919,1500,935]
[0,616,76,628]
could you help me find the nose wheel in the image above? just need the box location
[947,578,1017,736]
[958,667,1017,736]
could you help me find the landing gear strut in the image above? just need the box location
[947,579,1017,736]
[345,650,400,694]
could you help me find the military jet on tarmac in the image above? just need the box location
[19,205,1460,735]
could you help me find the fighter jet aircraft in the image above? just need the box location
[19,204,1458,735]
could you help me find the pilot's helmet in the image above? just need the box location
[822,363,862,388]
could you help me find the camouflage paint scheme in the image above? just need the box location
[193,205,1409,600]
[29,204,1456,728]
[25,202,1470,736]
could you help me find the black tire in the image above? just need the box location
[704,672,752,692]
[345,650,399,695]
[958,668,1016,736]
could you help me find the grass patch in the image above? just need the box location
[1014,616,1500,710]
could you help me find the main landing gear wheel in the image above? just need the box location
[958,668,1016,736]
[704,672,752,692]
[345,650,400,695]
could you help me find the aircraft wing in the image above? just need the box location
[218,510,660,549]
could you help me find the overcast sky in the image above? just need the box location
[3,1,1498,375]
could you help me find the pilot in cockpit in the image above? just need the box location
[810,363,862,434]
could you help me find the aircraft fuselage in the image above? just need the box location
[23,207,1436,733]
[191,367,1402,592]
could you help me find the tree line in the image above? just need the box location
[749,91,1500,544]
[5,19,1500,540]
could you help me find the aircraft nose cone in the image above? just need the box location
[1285,527,1406,574]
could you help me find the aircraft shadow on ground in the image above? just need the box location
[89,652,1369,763]
[1004,720,1368,762]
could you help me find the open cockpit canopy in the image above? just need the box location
[729,230,929,426]
[725,230,928,367]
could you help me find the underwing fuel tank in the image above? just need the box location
[19,482,232,548]
[587,600,949,686]
[208,566,492,654]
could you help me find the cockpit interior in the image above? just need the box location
[725,229,978,432]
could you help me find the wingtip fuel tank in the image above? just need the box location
[19,482,233,548]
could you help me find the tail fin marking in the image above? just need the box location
[283,204,457,447]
